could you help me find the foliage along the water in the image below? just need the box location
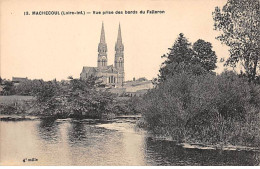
[139,33,260,147]
[33,76,117,118]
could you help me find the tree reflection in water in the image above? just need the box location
[67,121,116,147]
[37,118,61,143]
[144,137,260,166]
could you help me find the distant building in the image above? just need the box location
[12,77,28,83]
[79,23,154,96]
[80,22,124,86]
[105,79,154,97]
[135,77,148,82]
[124,79,154,97]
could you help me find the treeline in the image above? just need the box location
[0,78,44,96]
[135,31,260,147]
[0,76,135,119]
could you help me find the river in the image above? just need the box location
[0,116,259,166]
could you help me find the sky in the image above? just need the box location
[0,0,230,81]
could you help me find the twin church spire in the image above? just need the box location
[98,22,107,68]
[116,23,122,45]
[97,22,124,72]
[100,22,106,44]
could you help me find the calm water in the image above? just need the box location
[0,117,259,166]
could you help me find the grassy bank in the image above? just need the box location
[0,95,34,104]
[0,95,35,115]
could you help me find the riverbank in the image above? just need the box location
[1,94,259,152]
[0,115,39,121]
[146,136,260,153]
[137,71,260,149]
[0,95,34,103]
[0,95,37,118]
[1,112,259,154]
[0,94,136,119]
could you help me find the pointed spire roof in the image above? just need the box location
[100,22,106,43]
[116,23,122,44]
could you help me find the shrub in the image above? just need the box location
[141,70,260,146]
[34,77,116,119]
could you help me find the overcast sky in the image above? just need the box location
[1,0,229,81]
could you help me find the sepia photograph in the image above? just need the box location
[0,0,260,166]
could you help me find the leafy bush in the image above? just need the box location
[33,76,116,119]
[140,70,260,146]
[0,101,32,115]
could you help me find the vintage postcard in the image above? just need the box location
[0,0,259,166]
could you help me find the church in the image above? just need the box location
[80,23,125,86]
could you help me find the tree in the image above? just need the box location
[158,34,218,83]
[192,39,217,72]
[2,80,15,95]
[213,0,260,82]
[167,33,194,64]
[14,79,45,96]
[34,76,115,118]
[159,33,194,82]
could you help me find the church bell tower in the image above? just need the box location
[97,22,108,69]
[114,23,124,73]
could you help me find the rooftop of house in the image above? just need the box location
[12,77,28,82]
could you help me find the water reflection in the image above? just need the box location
[67,121,113,147]
[144,137,260,166]
[67,121,87,145]
[65,121,129,165]
[37,118,61,143]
